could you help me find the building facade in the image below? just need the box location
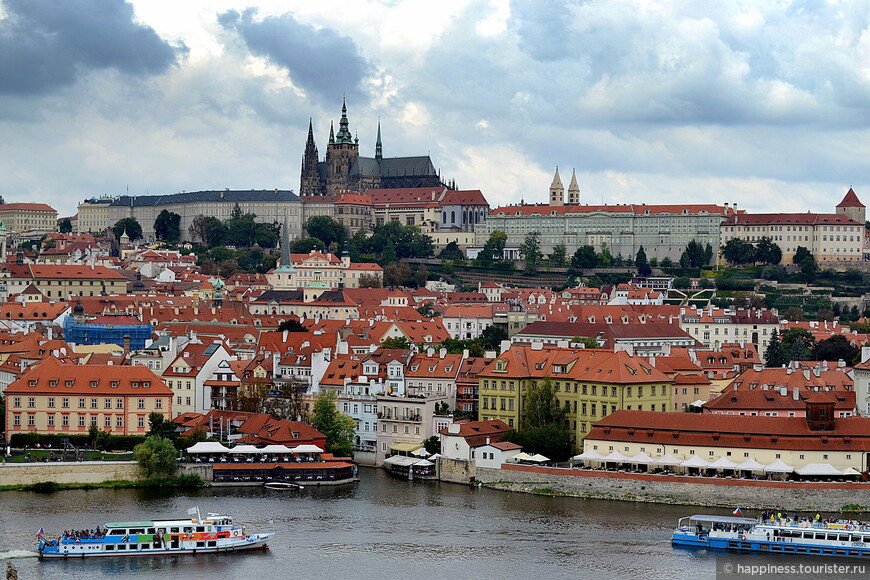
[0,203,58,235]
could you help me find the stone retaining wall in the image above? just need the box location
[472,465,870,512]
[0,461,142,486]
[178,463,213,481]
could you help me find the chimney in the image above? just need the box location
[448,423,460,434]
[802,368,810,380]
[123,334,130,354]
[427,347,434,357]
[439,347,446,359]
[792,386,799,401]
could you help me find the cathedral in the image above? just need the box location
[299,99,447,196]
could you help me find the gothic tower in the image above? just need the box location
[325,98,359,195]
[836,188,866,225]
[549,167,564,206]
[300,118,323,196]
[567,169,581,205]
[375,120,383,162]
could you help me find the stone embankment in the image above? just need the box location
[440,460,870,512]
[0,461,142,486]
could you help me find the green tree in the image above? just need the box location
[571,336,600,349]
[477,231,507,264]
[479,325,508,351]
[721,238,756,266]
[755,237,782,265]
[147,412,177,440]
[423,435,440,455]
[381,336,412,349]
[572,245,598,269]
[635,246,651,276]
[596,242,613,267]
[524,379,565,428]
[134,436,178,480]
[277,319,307,332]
[311,391,355,458]
[204,217,228,247]
[519,231,543,274]
[800,256,818,282]
[383,260,411,287]
[154,209,181,243]
[189,214,209,243]
[380,240,398,265]
[812,335,859,363]
[684,239,706,268]
[414,264,429,288]
[59,218,72,233]
[793,246,812,265]
[290,237,325,253]
[305,216,347,249]
[549,244,567,268]
[704,243,713,266]
[113,217,142,241]
[764,330,786,367]
[438,241,464,261]
[780,327,815,362]
[416,302,440,318]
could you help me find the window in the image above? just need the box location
[155,399,163,409]
[12,397,20,408]
[104,417,111,428]
[105,399,112,409]
[48,415,55,427]
[79,416,86,427]
[79,398,86,408]
[48,397,55,408]
[62,397,69,408]
[116,416,123,428]
[116,399,124,409]
[28,415,35,426]
[28,397,35,408]
[138,416,145,428]
[138,399,145,409]
[62,415,69,427]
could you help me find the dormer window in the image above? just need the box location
[110,381,119,388]
[49,380,58,387]
[90,380,98,388]
[29,380,37,387]
[65,380,74,387]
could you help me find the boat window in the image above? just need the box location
[207,541,216,547]
[130,528,145,535]
[196,541,205,548]
[105,545,114,551]
[183,527,192,533]
[196,526,205,532]
[815,533,826,540]
[170,527,179,533]
[117,545,126,550]
[840,535,850,541]
[147,528,155,534]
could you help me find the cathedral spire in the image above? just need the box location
[375,119,383,161]
[336,96,353,144]
[549,166,564,207]
[567,169,581,205]
[329,121,335,145]
[306,117,315,147]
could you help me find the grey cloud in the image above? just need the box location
[0,0,180,96]
[218,9,371,104]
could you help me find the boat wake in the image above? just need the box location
[0,550,39,559]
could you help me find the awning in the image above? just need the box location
[413,459,434,467]
[763,459,794,473]
[843,467,862,476]
[290,444,324,454]
[187,442,230,454]
[410,447,430,457]
[260,444,292,454]
[681,456,711,468]
[512,452,536,462]
[528,454,550,463]
[735,458,766,472]
[383,455,420,467]
[795,463,842,476]
[573,450,604,461]
[389,443,423,453]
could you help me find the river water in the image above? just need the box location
[0,468,813,579]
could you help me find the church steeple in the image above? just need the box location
[335,97,354,144]
[300,118,322,196]
[567,169,581,205]
[329,121,335,145]
[375,120,383,161]
[549,167,564,206]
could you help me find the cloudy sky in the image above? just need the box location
[2,0,870,218]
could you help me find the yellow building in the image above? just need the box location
[477,344,672,449]
[0,203,58,235]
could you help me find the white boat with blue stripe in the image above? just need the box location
[673,513,870,558]
[37,507,273,559]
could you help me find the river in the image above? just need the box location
[0,468,829,579]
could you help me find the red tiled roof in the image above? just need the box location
[4,356,171,396]
[837,188,865,208]
[722,213,861,226]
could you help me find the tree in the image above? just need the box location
[479,325,508,352]
[571,336,600,349]
[264,377,308,421]
[506,379,573,461]
[783,306,805,322]
[147,412,177,440]
[524,379,565,429]
[277,319,307,332]
[549,244,567,268]
[305,216,347,249]
[414,264,429,288]
[596,242,613,267]
[754,237,782,265]
[764,330,786,367]
[416,302,440,318]
[133,436,178,480]
[438,241,464,261]
[780,328,815,362]
[793,246,812,265]
[189,214,209,243]
[154,209,181,243]
[423,435,440,455]
[59,218,72,233]
[380,241,398,265]
[660,256,674,267]
[113,217,142,241]
[720,238,756,266]
[311,391,355,458]
[635,246,651,276]
[359,273,383,288]
[571,245,597,269]
[800,256,818,283]
[383,260,411,288]
[381,336,412,349]
[205,217,228,247]
[812,335,859,363]
[684,240,707,268]
[519,231,543,274]
[477,231,507,264]
[290,237,325,253]
[704,243,714,266]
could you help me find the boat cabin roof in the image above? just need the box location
[105,521,154,528]
[685,514,757,525]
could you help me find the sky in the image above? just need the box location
[2,0,870,219]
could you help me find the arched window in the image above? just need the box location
[442,212,446,223]
[451,211,455,223]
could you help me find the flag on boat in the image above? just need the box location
[187,507,198,516]
[36,527,45,536]
[733,508,742,516]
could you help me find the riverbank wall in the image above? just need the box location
[443,461,870,512]
[0,461,142,486]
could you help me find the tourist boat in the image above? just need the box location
[263,479,304,490]
[673,513,870,558]
[37,507,273,559]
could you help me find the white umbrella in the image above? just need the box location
[260,444,292,454]
[842,467,862,476]
[186,441,230,454]
[627,451,654,464]
[411,447,430,457]
[573,450,604,461]
[653,453,682,466]
[795,463,842,476]
[230,444,260,454]
[735,458,766,472]
[412,459,434,467]
[708,457,738,469]
[601,450,629,462]
[681,456,711,468]
[529,454,550,463]
[763,458,794,473]
[512,452,535,462]
[290,444,324,453]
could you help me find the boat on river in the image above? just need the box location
[673,513,870,558]
[264,479,304,490]
[37,507,273,559]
